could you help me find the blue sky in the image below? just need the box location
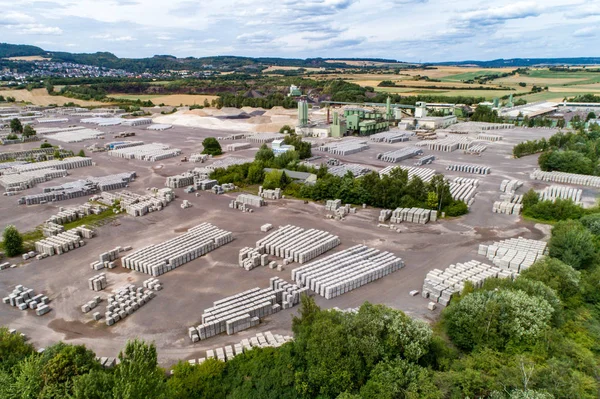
[0,0,598,62]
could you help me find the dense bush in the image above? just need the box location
[548,220,596,269]
[2,225,23,257]
[522,197,584,221]
[201,137,223,156]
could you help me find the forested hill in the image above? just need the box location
[429,57,600,67]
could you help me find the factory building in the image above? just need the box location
[271,139,295,156]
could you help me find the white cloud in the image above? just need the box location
[16,24,63,35]
[573,26,597,37]
[91,34,136,41]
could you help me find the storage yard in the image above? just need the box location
[0,107,589,367]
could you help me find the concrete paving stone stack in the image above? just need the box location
[446,164,490,175]
[0,168,69,191]
[205,157,254,171]
[246,133,284,144]
[94,189,173,217]
[368,130,413,143]
[121,118,153,127]
[188,277,306,341]
[42,222,64,237]
[3,157,92,174]
[193,331,293,364]
[226,143,251,152]
[379,165,436,183]
[0,148,58,162]
[236,194,265,207]
[34,226,95,256]
[466,144,487,154]
[478,237,548,272]
[44,128,105,143]
[104,284,156,326]
[89,274,107,291]
[165,172,195,189]
[47,203,106,225]
[422,260,512,305]
[196,179,218,191]
[325,199,342,211]
[254,225,341,264]
[327,164,372,178]
[476,133,503,142]
[291,244,404,299]
[258,186,282,200]
[260,223,273,232]
[530,169,600,188]
[107,143,181,162]
[228,199,253,212]
[0,262,11,270]
[81,296,102,314]
[415,137,472,152]
[378,209,392,222]
[539,185,583,205]
[189,153,209,163]
[2,285,50,316]
[414,155,435,166]
[121,222,233,276]
[317,139,369,156]
[500,179,523,193]
[377,147,423,163]
[448,180,478,203]
[142,278,162,291]
[108,141,144,150]
[389,207,436,224]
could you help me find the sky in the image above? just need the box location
[0,0,598,62]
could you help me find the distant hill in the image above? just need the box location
[0,43,47,58]
[428,58,600,67]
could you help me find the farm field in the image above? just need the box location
[109,93,219,106]
[0,88,104,106]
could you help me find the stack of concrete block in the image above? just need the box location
[104,284,156,326]
[121,118,152,126]
[531,169,600,188]
[500,179,523,193]
[236,194,264,207]
[492,201,523,215]
[449,179,477,203]
[325,199,342,211]
[97,357,117,368]
[422,260,512,306]
[94,189,173,217]
[90,247,121,270]
[539,185,583,204]
[45,129,105,143]
[196,179,218,191]
[390,207,437,224]
[194,331,293,363]
[47,203,106,225]
[81,296,102,313]
[255,225,340,264]
[291,244,404,299]
[106,141,144,150]
[108,143,182,162]
[466,144,487,154]
[205,157,254,171]
[181,200,192,209]
[328,164,372,178]
[379,165,436,183]
[3,157,92,174]
[0,262,12,270]
[142,278,162,291]
[378,209,392,222]
[121,223,233,276]
[89,274,107,291]
[377,147,423,163]
[22,251,37,261]
[3,285,51,315]
[238,247,269,270]
[34,226,95,256]
[229,199,253,212]
[369,131,413,143]
[0,169,68,191]
[189,153,209,163]
[478,237,548,272]
[166,172,195,189]
[226,143,251,151]
[246,133,284,144]
[258,186,282,200]
[0,148,61,162]
[42,222,64,237]
[188,277,305,341]
[414,155,435,166]
[317,139,369,156]
[415,137,472,152]
[219,133,247,140]
[446,164,490,174]
[260,223,273,232]
[453,177,479,187]
[92,172,137,191]
[477,133,502,141]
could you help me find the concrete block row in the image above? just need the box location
[414,155,435,166]
[492,201,523,215]
[476,133,503,141]
[205,157,254,171]
[4,156,92,174]
[415,137,472,152]
[260,223,273,232]
[108,143,181,162]
[255,225,340,264]
[539,185,582,204]
[104,284,156,326]
[446,164,490,174]
[189,153,209,163]
[47,203,106,225]
[500,179,523,193]
[81,296,102,313]
[478,237,548,272]
[466,144,487,154]
[377,147,423,163]
[258,186,282,200]
[89,274,107,291]
[94,189,174,217]
[378,209,392,222]
[369,130,413,143]
[449,180,477,203]
[226,143,251,151]
[2,284,50,315]
[142,278,162,291]
[121,223,233,276]
[236,194,265,207]
[0,168,68,191]
[229,199,253,213]
[328,164,372,178]
[34,226,95,256]
[45,128,104,143]
[390,207,437,224]
[246,133,284,144]
[317,139,369,156]
[291,244,404,299]
[379,165,436,183]
[531,169,600,188]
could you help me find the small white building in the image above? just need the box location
[271,139,295,156]
[417,115,457,129]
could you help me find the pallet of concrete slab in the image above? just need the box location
[18,181,98,205]
[492,200,523,215]
[377,147,423,163]
[107,141,144,150]
[291,244,404,299]
[327,163,373,178]
[255,225,340,264]
[188,277,305,341]
[246,133,284,144]
[189,153,209,163]
[42,222,64,237]
[414,155,435,166]
[531,169,600,188]
[90,247,124,270]
[539,185,583,205]
[94,188,173,217]
[0,148,65,163]
[45,128,105,143]
[465,144,487,154]
[34,226,95,256]
[379,165,436,183]
[259,186,282,200]
[147,124,172,131]
[121,223,233,276]
[219,133,248,141]
[0,168,68,191]
[422,260,513,306]
[236,194,264,207]
[89,273,108,291]
[104,284,157,326]
[2,284,51,315]
[378,209,392,222]
[192,332,293,364]
[122,118,152,127]
[108,143,181,162]
[415,137,472,152]
[3,157,92,174]
[205,157,254,171]
[368,130,414,143]
[449,178,478,203]
[476,133,502,142]
[226,143,251,152]
[500,179,523,193]
[446,164,490,175]
[47,203,106,225]
[317,139,369,156]
[478,237,548,273]
[165,171,195,189]
[390,207,437,224]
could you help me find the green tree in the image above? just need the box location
[167,359,226,399]
[112,340,167,399]
[2,225,23,257]
[10,118,23,134]
[279,125,294,134]
[585,112,596,121]
[263,170,282,190]
[520,258,581,301]
[201,137,222,156]
[53,150,61,159]
[279,171,292,188]
[579,213,600,235]
[72,370,115,399]
[77,149,86,157]
[522,189,539,210]
[255,144,275,163]
[548,220,596,269]
[40,142,53,149]
[40,343,99,392]
[247,162,265,184]
[22,125,36,138]
[426,191,438,210]
[13,355,44,399]
[360,359,442,399]
[0,327,35,372]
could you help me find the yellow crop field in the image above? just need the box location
[0,88,104,106]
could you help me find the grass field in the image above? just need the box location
[109,93,218,106]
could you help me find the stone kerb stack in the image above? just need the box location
[2,285,51,315]
[189,153,209,163]
[414,155,435,166]
[291,244,404,299]
[539,185,583,205]
[89,274,107,291]
[235,194,264,207]
[477,133,502,142]
[377,147,423,163]
[379,165,436,183]
[108,143,181,162]
[121,223,233,276]
[0,169,68,191]
[317,139,369,155]
[258,186,282,200]
[478,237,548,273]
[390,207,437,224]
[446,164,490,175]
[422,260,512,306]
[246,133,283,144]
[226,143,251,152]
[3,157,92,174]
[449,178,478,204]
[531,169,600,188]
[34,226,95,257]
[415,137,472,152]
[500,179,523,193]
[369,131,413,143]
[104,284,156,326]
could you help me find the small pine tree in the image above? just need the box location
[77,150,86,157]
[3,225,23,257]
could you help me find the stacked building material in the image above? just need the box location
[108,143,181,162]
[0,168,68,191]
[449,179,478,203]
[42,222,64,237]
[255,225,340,264]
[377,147,423,163]
[328,163,372,178]
[500,179,523,193]
[379,165,436,182]
[89,247,122,270]
[422,260,512,306]
[147,124,172,131]
[530,169,600,188]
[390,207,437,223]
[81,296,102,313]
[368,130,413,143]
[235,194,264,207]
[246,133,284,144]
[378,209,392,222]
[47,203,106,225]
[414,155,435,166]
[446,164,490,174]
[478,237,548,272]
[196,179,218,191]
[466,144,487,154]
[0,148,62,162]
[291,245,404,299]
[142,278,162,291]
[34,226,95,256]
[415,137,472,152]
[189,153,208,163]
[3,157,92,174]
[94,189,174,217]
[492,200,523,215]
[539,185,583,204]
[205,157,254,170]
[476,133,503,141]
[121,223,233,276]
[45,128,105,143]
[188,277,305,341]
[317,139,369,156]
[258,186,282,200]
[121,118,152,126]
[2,285,50,315]
[104,284,156,326]
[165,172,195,189]
[325,199,342,211]
[226,143,251,151]
[260,223,273,232]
